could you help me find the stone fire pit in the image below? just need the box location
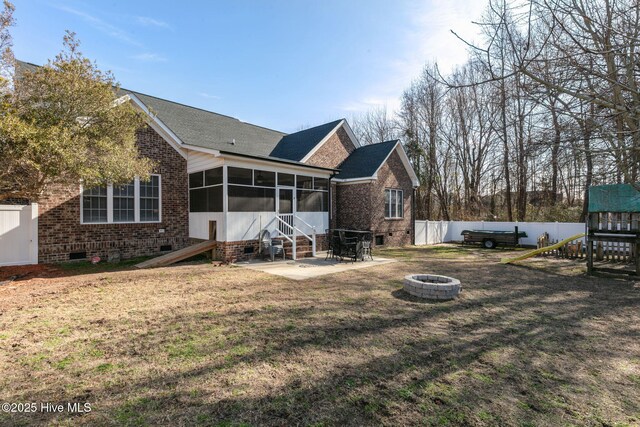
[403,274,461,300]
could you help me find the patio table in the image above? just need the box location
[329,229,373,262]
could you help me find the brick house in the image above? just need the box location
[6,61,418,265]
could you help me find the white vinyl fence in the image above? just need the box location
[0,204,38,266]
[415,220,586,247]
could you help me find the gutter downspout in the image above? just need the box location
[328,174,334,230]
[412,188,416,245]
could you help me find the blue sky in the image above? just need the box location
[13,0,485,132]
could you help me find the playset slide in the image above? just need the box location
[500,233,586,264]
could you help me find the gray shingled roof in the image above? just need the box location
[16,61,286,156]
[123,90,286,157]
[335,140,399,180]
[269,119,343,161]
[14,61,346,168]
[16,60,38,75]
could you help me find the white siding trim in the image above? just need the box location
[342,120,362,148]
[158,174,163,223]
[106,185,114,223]
[134,178,141,223]
[187,150,224,173]
[183,145,222,157]
[184,146,334,176]
[79,183,84,224]
[126,94,188,160]
[333,178,376,185]
[223,165,228,214]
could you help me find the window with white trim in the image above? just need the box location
[384,189,403,219]
[82,186,107,223]
[140,175,160,222]
[113,181,135,222]
[81,174,161,224]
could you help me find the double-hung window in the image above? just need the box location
[384,189,403,219]
[140,175,160,221]
[81,175,161,224]
[82,186,108,223]
[113,182,135,222]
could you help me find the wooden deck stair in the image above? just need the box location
[135,240,216,269]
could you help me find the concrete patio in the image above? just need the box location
[237,253,396,280]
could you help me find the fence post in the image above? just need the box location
[30,203,39,265]
[587,238,594,273]
[425,221,429,245]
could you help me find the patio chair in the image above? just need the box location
[260,229,285,261]
[338,231,359,262]
[326,232,341,260]
[361,239,373,261]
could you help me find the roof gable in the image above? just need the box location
[269,119,344,161]
[335,140,420,186]
[335,140,399,180]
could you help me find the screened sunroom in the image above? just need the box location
[187,157,334,256]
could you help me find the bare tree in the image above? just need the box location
[350,106,398,145]
[390,0,640,222]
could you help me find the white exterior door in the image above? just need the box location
[0,204,38,266]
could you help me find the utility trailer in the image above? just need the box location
[461,228,527,249]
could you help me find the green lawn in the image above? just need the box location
[0,245,638,426]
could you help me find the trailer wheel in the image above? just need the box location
[482,239,496,249]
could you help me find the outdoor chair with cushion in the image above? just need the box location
[260,229,285,261]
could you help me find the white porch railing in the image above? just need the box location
[293,215,317,257]
[278,213,294,236]
[272,214,317,260]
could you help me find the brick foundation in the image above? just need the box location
[211,234,328,263]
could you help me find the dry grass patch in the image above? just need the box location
[0,246,638,426]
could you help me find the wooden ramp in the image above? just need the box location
[135,240,216,269]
